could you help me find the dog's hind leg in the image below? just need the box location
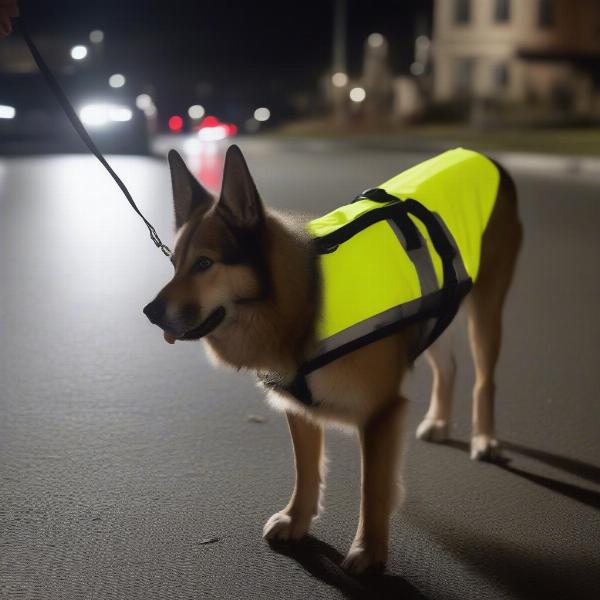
[263,410,324,541]
[343,396,408,574]
[467,174,522,461]
[467,280,507,461]
[416,324,456,443]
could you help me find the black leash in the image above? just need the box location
[18,18,172,257]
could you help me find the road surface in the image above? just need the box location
[1,138,599,600]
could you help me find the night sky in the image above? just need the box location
[21,0,432,123]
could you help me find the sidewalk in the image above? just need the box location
[152,132,600,180]
[267,121,600,179]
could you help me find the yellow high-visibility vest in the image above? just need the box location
[306,147,499,372]
[260,148,500,405]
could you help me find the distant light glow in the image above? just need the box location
[188,104,205,120]
[331,72,348,88]
[109,106,133,121]
[245,118,259,133]
[135,94,153,111]
[253,107,270,122]
[201,115,219,128]
[168,115,184,132]
[70,45,88,60]
[79,103,132,127]
[349,87,366,102]
[0,104,16,119]
[89,30,104,43]
[415,35,430,50]
[367,33,384,48]
[410,62,425,76]
[198,125,229,141]
[184,138,202,154]
[108,73,126,88]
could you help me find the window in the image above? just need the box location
[455,58,475,95]
[493,63,509,90]
[494,0,511,23]
[454,0,471,25]
[539,0,556,27]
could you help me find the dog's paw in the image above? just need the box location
[470,434,500,461]
[263,511,311,542]
[342,544,386,575]
[416,417,449,443]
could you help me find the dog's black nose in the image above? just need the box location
[143,297,166,325]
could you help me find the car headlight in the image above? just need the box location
[79,103,133,127]
[0,104,16,119]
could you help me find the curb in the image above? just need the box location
[488,151,600,178]
[153,134,600,179]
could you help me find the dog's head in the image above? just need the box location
[143,145,268,343]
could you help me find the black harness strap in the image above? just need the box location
[402,197,469,351]
[359,189,471,353]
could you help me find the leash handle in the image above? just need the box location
[18,18,172,258]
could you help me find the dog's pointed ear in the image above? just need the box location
[168,149,212,229]
[217,145,264,230]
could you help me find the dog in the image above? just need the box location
[143,144,522,574]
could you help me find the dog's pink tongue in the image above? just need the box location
[163,332,177,344]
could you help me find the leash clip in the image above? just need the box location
[149,229,172,257]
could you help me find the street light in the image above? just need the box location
[254,107,270,122]
[70,45,88,60]
[367,33,384,48]
[136,94,152,110]
[410,62,425,76]
[108,74,126,88]
[331,72,348,88]
[349,87,366,102]
[89,30,104,44]
[188,104,205,120]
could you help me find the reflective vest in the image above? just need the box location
[261,148,500,405]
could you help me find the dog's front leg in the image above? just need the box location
[263,410,324,542]
[343,396,407,574]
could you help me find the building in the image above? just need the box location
[432,0,600,117]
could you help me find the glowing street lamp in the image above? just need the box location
[253,107,270,122]
[108,73,126,88]
[331,72,348,88]
[367,33,384,48]
[70,45,88,60]
[188,104,205,120]
[89,30,104,44]
[349,87,366,103]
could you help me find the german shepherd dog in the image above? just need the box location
[143,145,522,574]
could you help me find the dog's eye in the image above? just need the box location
[193,256,213,272]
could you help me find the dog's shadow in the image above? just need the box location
[443,438,600,510]
[268,536,427,600]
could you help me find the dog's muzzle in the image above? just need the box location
[143,299,226,343]
[143,297,166,326]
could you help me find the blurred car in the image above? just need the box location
[0,71,149,155]
[193,115,237,140]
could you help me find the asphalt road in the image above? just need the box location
[1,138,599,600]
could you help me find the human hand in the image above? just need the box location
[0,1,19,37]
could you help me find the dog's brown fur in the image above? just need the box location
[144,146,522,574]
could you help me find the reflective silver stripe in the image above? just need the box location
[387,219,438,297]
[313,211,469,361]
[315,297,424,356]
[431,212,469,282]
